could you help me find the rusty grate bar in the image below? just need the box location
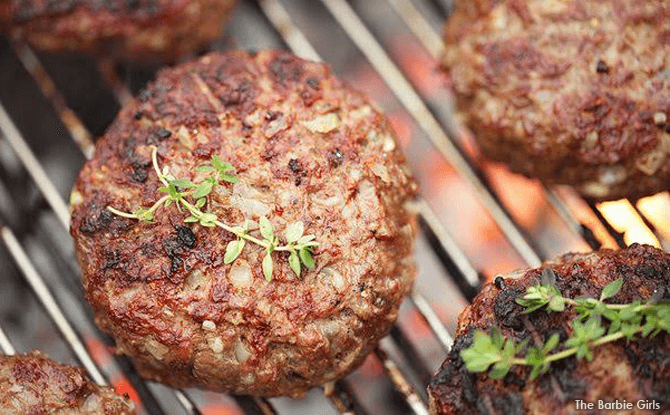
[374,346,429,415]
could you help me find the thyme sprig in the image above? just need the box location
[107,145,318,281]
[461,274,670,380]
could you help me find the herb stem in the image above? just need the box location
[179,198,280,249]
[106,206,139,219]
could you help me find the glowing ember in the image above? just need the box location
[597,200,660,247]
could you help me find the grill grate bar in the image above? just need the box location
[318,0,542,268]
[0,102,70,228]
[0,323,16,355]
[13,43,95,159]
[586,200,627,248]
[324,380,372,415]
[0,226,106,385]
[373,346,429,415]
[232,396,278,415]
[414,198,480,293]
[544,189,602,250]
[409,291,453,352]
[97,56,134,107]
[257,0,321,62]
[388,326,432,388]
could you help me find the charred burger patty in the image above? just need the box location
[70,49,418,396]
[442,0,670,200]
[428,244,670,414]
[0,351,135,414]
[0,0,238,61]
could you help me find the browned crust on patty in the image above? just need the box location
[69,49,418,396]
[0,0,237,61]
[428,244,670,414]
[0,351,135,414]
[442,0,670,200]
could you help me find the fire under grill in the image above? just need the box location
[0,0,669,414]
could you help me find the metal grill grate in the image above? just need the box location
[0,0,668,414]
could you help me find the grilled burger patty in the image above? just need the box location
[69,49,418,396]
[0,351,135,414]
[442,0,670,201]
[428,244,670,414]
[0,0,237,61]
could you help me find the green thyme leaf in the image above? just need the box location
[224,239,245,264]
[460,330,501,373]
[259,216,274,240]
[184,216,199,223]
[600,278,623,301]
[171,179,195,189]
[285,221,304,243]
[220,174,239,184]
[195,198,206,209]
[299,248,315,269]
[193,181,214,199]
[262,252,273,281]
[196,165,215,173]
[133,208,154,222]
[289,251,301,278]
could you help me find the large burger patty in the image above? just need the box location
[0,0,237,61]
[0,351,135,414]
[428,244,670,414]
[69,49,418,396]
[442,0,670,201]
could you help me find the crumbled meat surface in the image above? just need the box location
[442,0,670,201]
[428,244,670,414]
[70,49,418,396]
[0,0,238,61]
[0,351,135,414]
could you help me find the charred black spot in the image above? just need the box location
[544,327,568,344]
[270,55,304,84]
[219,80,253,107]
[494,276,506,290]
[552,356,585,398]
[624,345,639,368]
[162,238,184,274]
[102,251,121,270]
[175,225,196,249]
[125,0,140,8]
[493,392,524,415]
[460,366,478,405]
[495,289,523,331]
[155,128,172,140]
[79,205,114,234]
[288,159,301,173]
[639,364,652,378]
[288,370,306,380]
[131,166,148,183]
[134,111,144,120]
[596,60,609,73]
[503,372,526,389]
[306,77,319,88]
[328,149,344,167]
